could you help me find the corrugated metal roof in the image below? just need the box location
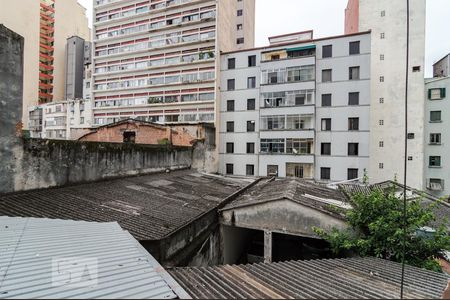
[0,217,190,299]
[169,257,448,299]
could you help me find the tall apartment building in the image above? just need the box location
[424,55,450,198]
[65,36,88,100]
[0,0,90,127]
[219,31,371,180]
[91,0,255,127]
[345,0,426,188]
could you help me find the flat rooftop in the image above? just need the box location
[0,170,252,241]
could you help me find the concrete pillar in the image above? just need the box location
[264,230,272,263]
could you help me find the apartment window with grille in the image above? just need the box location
[246,165,255,176]
[349,66,360,80]
[348,118,359,131]
[379,97,385,104]
[226,143,234,154]
[247,120,255,132]
[430,111,442,122]
[321,143,331,155]
[322,94,332,107]
[380,54,385,60]
[227,79,235,90]
[247,77,256,89]
[322,45,332,58]
[430,133,441,144]
[247,98,256,110]
[381,33,385,39]
[429,156,441,167]
[349,92,360,105]
[237,38,244,44]
[379,120,384,125]
[380,76,384,82]
[348,169,359,180]
[428,88,446,100]
[349,41,360,55]
[247,143,255,154]
[237,9,243,16]
[321,118,331,131]
[321,168,331,180]
[322,69,332,82]
[227,100,235,112]
[381,10,386,17]
[226,121,234,132]
[228,58,235,69]
[379,163,384,169]
[379,141,384,147]
[248,55,256,67]
[226,164,234,175]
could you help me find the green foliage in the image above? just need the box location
[314,187,450,272]
[158,138,170,146]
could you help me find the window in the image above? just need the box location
[248,55,256,67]
[247,143,255,154]
[246,165,255,176]
[379,97,385,104]
[322,94,332,107]
[428,178,444,191]
[379,141,384,147]
[380,54,385,60]
[247,77,256,89]
[430,133,441,144]
[227,79,235,90]
[380,32,385,39]
[429,156,441,167]
[348,92,360,105]
[321,118,331,131]
[348,143,359,156]
[247,120,255,132]
[226,164,234,175]
[80,117,85,124]
[430,111,442,122]
[321,168,331,180]
[321,143,331,155]
[379,163,384,169]
[349,41,360,55]
[227,100,235,112]
[228,58,235,69]
[407,133,415,139]
[261,139,285,153]
[348,118,359,131]
[349,66,360,80]
[237,24,243,30]
[237,9,243,16]
[322,69,332,82]
[379,120,384,126]
[247,98,256,110]
[348,169,359,180]
[226,121,234,132]
[123,131,136,143]
[428,88,446,100]
[413,66,421,72]
[322,45,332,58]
[380,76,384,82]
[237,38,244,44]
[226,143,234,154]
[381,10,385,17]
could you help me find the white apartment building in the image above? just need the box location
[91,0,255,127]
[219,31,371,181]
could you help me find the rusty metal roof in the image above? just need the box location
[168,257,448,299]
[0,217,190,299]
[0,170,251,241]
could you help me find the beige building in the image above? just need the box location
[0,0,90,128]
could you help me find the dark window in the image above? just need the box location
[248,55,256,67]
[227,100,235,112]
[430,133,441,144]
[247,77,256,89]
[226,121,234,132]
[430,111,442,122]
[237,24,243,30]
[246,164,255,176]
[322,69,332,82]
[407,133,415,139]
[349,92,360,105]
[226,164,234,175]
[348,143,359,156]
[227,79,235,91]
[348,169,359,180]
[321,167,331,180]
[237,9,243,16]
[269,71,278,84]
[349,66,360,80]
[247,98,256,110]
[321,143,331,155]
[226,143,234,154]
[322,94,332,107]
[349,41,360,55]
[412,66,421,72]
[322,45,332,58]
[429,156,441,167]
[228,58,235,69]
[321,118,331,131]
[247,142,255,154]
[123,131,136,143]
[348,118,359,131]
[271,55,280,61]
[247,121,255,132]
[237,38,244,44]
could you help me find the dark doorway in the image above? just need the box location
[123,131,136,143]
[272,232,332,262]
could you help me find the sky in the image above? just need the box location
[78,0,450,77]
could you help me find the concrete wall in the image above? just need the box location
[433,55,450,78]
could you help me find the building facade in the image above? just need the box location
[91,0,255,127]
[345,0,426,188]
[219,31,371,181]
[0,0,90,127]
[65,36,87,100]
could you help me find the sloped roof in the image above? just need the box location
[169,257,448,299]
[0,217,190,299]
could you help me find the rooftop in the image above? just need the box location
[0,217,189,299]
[0,170,252,241]
[169,257,448,299]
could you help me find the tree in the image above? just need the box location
[314,187,450,272]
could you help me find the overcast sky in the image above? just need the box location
[78,0,450,77]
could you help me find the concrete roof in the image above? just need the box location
[169,257,448,299]
[0,170,251,241]
[0,217,190,299]
[220,177,350,218]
